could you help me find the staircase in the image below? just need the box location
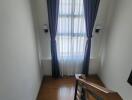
[74,74,122,100]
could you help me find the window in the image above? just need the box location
[56,0,86,59]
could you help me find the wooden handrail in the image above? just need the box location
[75,74,123,100]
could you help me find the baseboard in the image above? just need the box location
[36,76,44,100]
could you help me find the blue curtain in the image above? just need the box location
[82,0,100,76]
[47,0,60,78]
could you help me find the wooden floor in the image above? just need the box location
[37,75,104,100]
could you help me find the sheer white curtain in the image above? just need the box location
[56,0,86,76]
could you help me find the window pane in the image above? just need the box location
[58,17,71,34]
[74,0,84,15]
[56,35,86,58]
[56,36,71,57]
[72,36,86,57]
[59,0,72,15]
[74,17,86,35]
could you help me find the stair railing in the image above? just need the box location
[74,74,122,100]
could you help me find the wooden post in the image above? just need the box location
[74,80,78,100]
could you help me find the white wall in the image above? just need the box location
[36,0,109,75]
[0,0,41,100]
[99,0,132,99]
